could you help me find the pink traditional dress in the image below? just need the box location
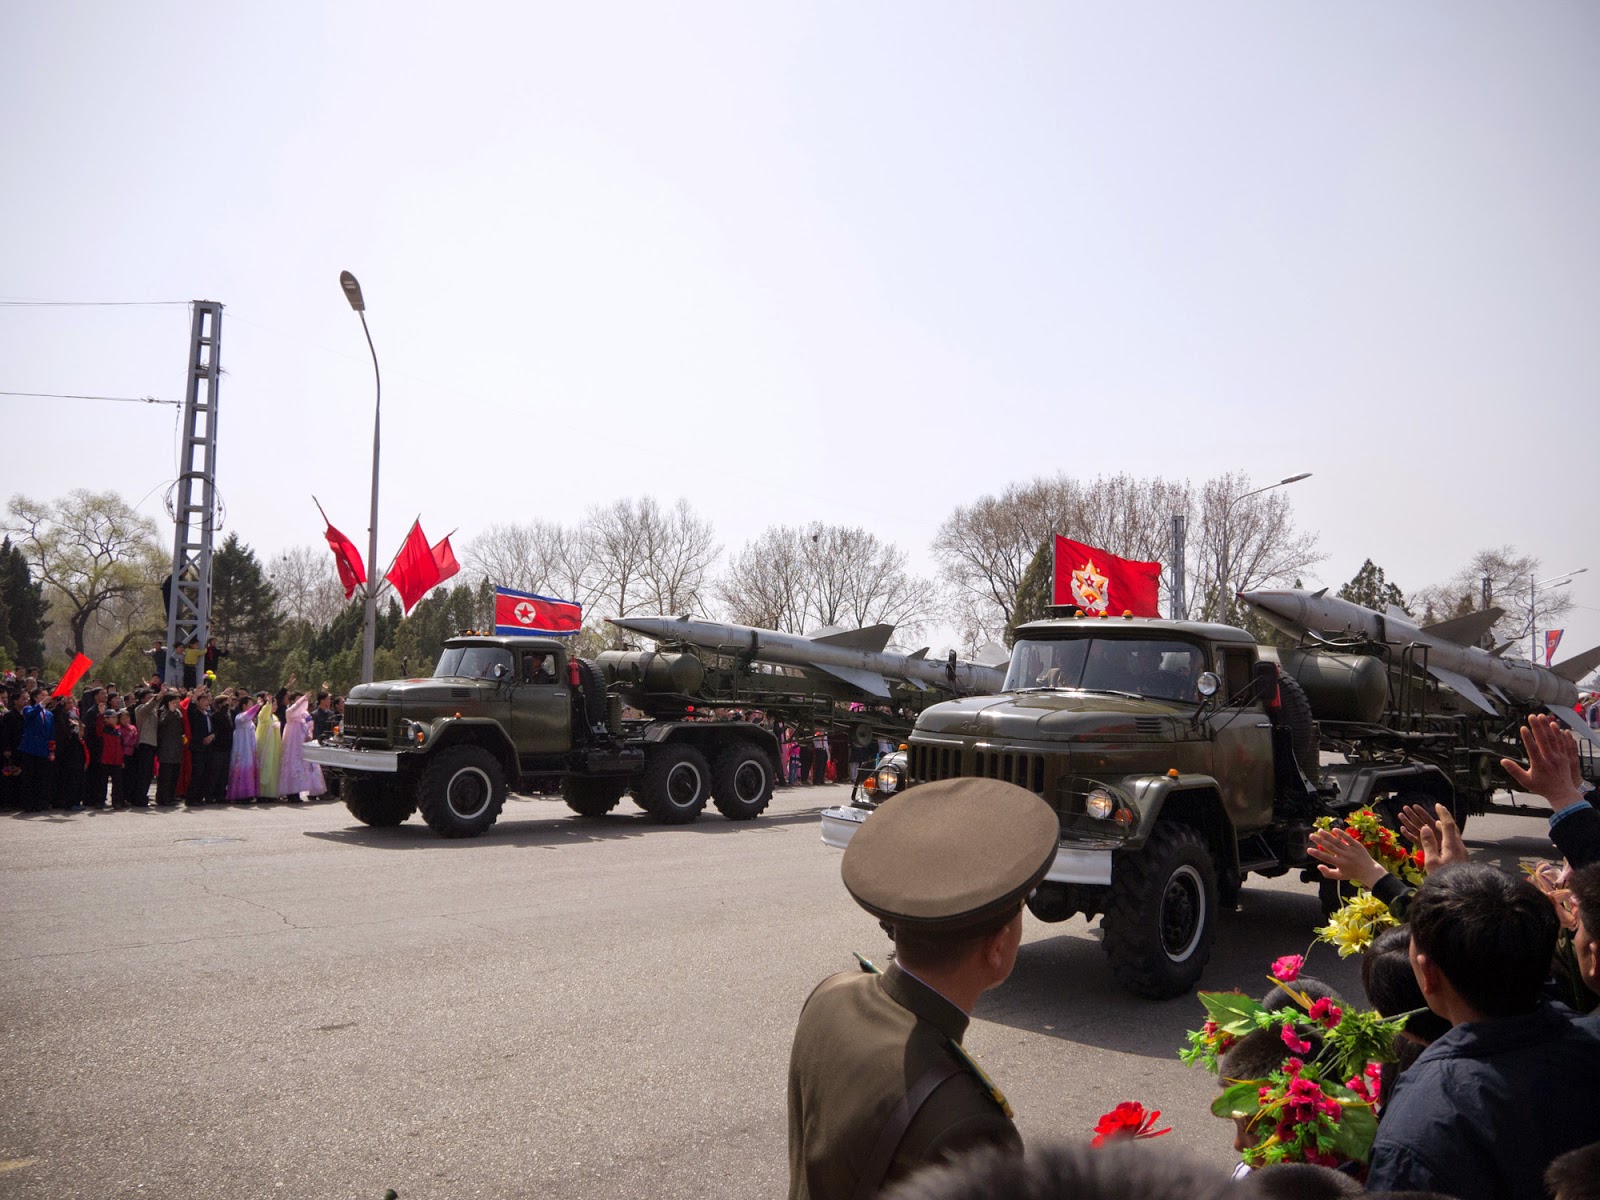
[277,695,325,797]
[227,702,261,800]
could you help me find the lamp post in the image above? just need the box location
[1218,472,1312,621]
[339,270,381,684]
[1529,567,1586,665]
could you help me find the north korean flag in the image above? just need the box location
[493,586,582,636]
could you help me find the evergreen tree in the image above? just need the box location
[1005,539,1055,646]
[0,536,48,665]
[210,533,283,689]
[1337,559,1409,615]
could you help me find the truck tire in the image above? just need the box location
[1272,675,1320,777]
[1102,823,1218,999]
[562,776,628,818]
[711,746,773,821]
[574,657,608,726]
[343,775,417,828]
[417,745,507,838]
[638,744,711,824]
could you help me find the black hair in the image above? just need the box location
[892,906,1021,973]
[1361,926,1450,1043]
[1218,1027,1319,1084]
[879,1139,1234,1200]
[1408,863,1557,1018]
[1260,976,1343,1013]
[1244,1163,1365,1200]
[1545,1141,1600,1200]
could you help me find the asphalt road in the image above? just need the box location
[0,784,1562,1199]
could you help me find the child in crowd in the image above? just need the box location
[117,710,139,806]
[100,708,126,808]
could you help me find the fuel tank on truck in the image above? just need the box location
[597,648,707,696]
[1260,647,1388,724]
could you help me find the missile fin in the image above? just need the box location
[812,663,892,698]
[975,642,1011,668]
[1552,644,1600,684]
[1311,587,1328,598]
[1421,607,1506,647]
[1385,604,1411,622]
[811,624,896,653]
[906,648,930,661]
[1490,642,1515,658]
[1546,703,1600,747]
[1424,664,1498,714]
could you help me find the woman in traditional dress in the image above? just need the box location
[276,692,322,802]
[254,694,282,800]
[227,693,263,802]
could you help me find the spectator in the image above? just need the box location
[17,688,54,813]
[1502,712,1598,870]
[154,693,186,806]
[1365,863,1600,1198]
[0,688,21,810]
[206,692,234,801]
[202,637,228,678]
[1547,1142,1600,1200]
[100,707,126,809]
[184,691,216,806]
[878,1140,1235,1200]
[52,697,85,809]
[130,687,160,807]
[310,692,336,741]
[117,710,139,806]
[227,693,264,803]
[181,639,202,689]
[82,687,107,809]
[1569,863,1600,1001]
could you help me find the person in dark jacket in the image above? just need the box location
[206,693,233,802]
[81,687,108,808]
[184,693,216,806]
[154,694,187,806]
[1503,712,1599,870]
[50,698,85,809]
[0,689,24,809]
[1365,863,1600,1199]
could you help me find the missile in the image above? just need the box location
[1240,587,1600,742]
[604,615,1008,699]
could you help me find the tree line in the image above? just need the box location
[2,478,1577,692]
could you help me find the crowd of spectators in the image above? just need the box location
[0,663,346,812]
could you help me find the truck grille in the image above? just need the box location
[909,744,1047,795]
[341,703,391,745]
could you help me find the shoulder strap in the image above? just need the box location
[849,1057,963,1200]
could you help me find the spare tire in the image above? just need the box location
[1271,675,1320,779]
[574,657,608,726]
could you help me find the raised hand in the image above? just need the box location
[1415,804,1467,871]
[1500,713,1585,812]
[1308,826,1388,889]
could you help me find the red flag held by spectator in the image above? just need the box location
[51,653,93,698]
[386,520,444,614]
[1052,535,1161,618]
[432,535,460,585]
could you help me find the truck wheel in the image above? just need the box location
[343,776,416,828]
[639,745,711,824]
[1272,676,1320,778]
[574,658,609,726]
[1102,823,1218,999]
[417,746,507,838]
[562,776,628,818]
[711,747,773,820]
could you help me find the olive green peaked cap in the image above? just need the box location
[841,778,1059,934]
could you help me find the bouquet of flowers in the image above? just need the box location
[1314,808,1425,886]
[1310,808,1425,956]
[1181,954,1408,1167]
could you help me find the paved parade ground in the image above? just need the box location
[0,784,1560,1198]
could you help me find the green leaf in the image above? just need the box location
[1200,991,1266,1034]
[1211,1081,1263,1120]
[1327,1099,1378,1163]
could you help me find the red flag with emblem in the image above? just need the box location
[1052,535,1161,618]
[385,520,444,615]
[493,586,582,635]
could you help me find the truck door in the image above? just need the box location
[1209,645,1276,833]
[508,650,571,756]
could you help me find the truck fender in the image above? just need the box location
[424,718,520,782]
[1122,774,1241,887]
[1327,761,1454,812]
[644,720,781,772]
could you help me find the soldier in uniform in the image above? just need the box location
[787,777,1059,1200]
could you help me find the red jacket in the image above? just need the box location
[101,725,125,767]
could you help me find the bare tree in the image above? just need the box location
[268,545,348,628]
[638,498,720,615]
[1413,547,1576,655]
[464,520,568,595]
[586,498,655,620]
[716,527,809,631]
[1187,472,1322,624]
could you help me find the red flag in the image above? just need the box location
[432,536,460,585]
[1546,629,1564,667]
[51,653,93,698]
[324,522,367,600]
[385,520,444,614]
[1052,535,1161,618]
[493,586,582,635]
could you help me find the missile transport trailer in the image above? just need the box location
[303,635,780,838]
[821,611,1600,1000]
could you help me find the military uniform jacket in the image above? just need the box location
[787,961,1020,1200]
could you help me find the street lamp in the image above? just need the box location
[1530,566,1586,665]
[1219,473,1312,621]
[339,270,381,684]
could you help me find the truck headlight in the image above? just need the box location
[1085,788,1116,820]
[876,767,901,796]
[407,720,427,745]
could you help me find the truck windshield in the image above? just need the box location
[434,646,514,680]
[1006,637,1206,702]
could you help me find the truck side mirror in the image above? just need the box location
[1251,662,1279,706]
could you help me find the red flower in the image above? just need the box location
[1091,1101,1173,1147]
[1281,1023,1313,1055]
[1271,955,1304,983]
[1309,997,1343,1029]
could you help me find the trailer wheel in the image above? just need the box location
[561,776,628,818]
[574,658,609,726]
[417,745,507,838]
[343,775,416,828]
[1103,823,1218,999]
[711,746,773,821]
[639,745,711,824]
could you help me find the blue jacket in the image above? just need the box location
[19,703,53,757]
[1367,1005,1600,1200]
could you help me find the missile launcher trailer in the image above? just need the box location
[304,635,779,838]
[822,612,1513,1001]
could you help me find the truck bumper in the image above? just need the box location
[819,806,1113,887]
[303,744,402,774]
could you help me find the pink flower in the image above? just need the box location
[1281,1023,1312,1055]
[1271,955,1304,983]
[1309,998,1343,1029]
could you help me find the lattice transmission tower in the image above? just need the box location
[163,301,223,684]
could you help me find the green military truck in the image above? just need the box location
[821,613,1457,999]
[304,635,778,838]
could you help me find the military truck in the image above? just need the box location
[821,613,1460,1000]
[305,635,779,838]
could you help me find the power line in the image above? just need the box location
[0,299,191,307]
[0,389,179,406]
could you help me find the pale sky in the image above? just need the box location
[3,2,1598,664]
